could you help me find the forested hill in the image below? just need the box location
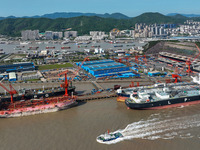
[0,12,199,37]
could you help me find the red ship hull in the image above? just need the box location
[0,96,77,118]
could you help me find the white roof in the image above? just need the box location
[9,72,16,79]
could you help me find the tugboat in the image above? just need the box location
[96,130,123,144]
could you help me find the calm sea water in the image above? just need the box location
[0,41,146,54]
[0,99,200,150]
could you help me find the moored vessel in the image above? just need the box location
[61,46,71,49]
[125,75,200,109]
[46,46,55,49]
[0,72,77,118]
[0,96,77,118]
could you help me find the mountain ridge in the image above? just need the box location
[0,12,130,20]
[167,13,200,18]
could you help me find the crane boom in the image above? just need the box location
[185,44,200,73]
[58,70,69,76]
[57,56,90,96]
[71,56,90,81]
[191,44,200,63]
[0,83,11,93]
[0,83,17,103]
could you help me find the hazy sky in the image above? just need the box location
[1,0,200,17]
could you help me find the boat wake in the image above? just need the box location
[100,112,200,144]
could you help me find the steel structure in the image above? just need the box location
[0,83,17,103]
[186,44,200,73]
[135,55,147,64]
[58,57,90,96]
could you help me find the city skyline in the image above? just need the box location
[1,0,200,17]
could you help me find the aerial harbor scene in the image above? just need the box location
[1,0,200,150]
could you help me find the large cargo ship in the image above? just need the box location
[0,73,77,118]
[0,86,76,102]
[0,96,77,118]
[125,75,200,109]
[117,82,197,98]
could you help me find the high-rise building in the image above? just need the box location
[21,30,39,40]
[53,32,63,39]
[159,27,165,35]
[45,31,53,40]
[64,31,77,38]
[135,23,139,30]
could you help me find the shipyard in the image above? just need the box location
[0,36,200,116]
[1,15,200,149]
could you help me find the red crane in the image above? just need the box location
[0,83,17,103]
[71,56,90,81]
[57,56,90,96]
[172,74,181,83]
[118,57,129,63]
[135,55,147,64]
[58,70,69,96]
[186,44,200,73]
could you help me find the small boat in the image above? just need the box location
[114,45,123,47]
[46,46,55,49]
[28,46,39,50]
[91,45,100,48]
[61,46,71,49]
[14,47,22,50]
[20,42,30,45]
[96,130,123,144]
[78,45,87,48]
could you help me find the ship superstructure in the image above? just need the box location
[125,74,200,109]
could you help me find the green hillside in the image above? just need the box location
[0,12,196,37]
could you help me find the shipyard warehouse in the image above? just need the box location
[76,59,140,79]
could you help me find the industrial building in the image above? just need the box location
[0,62,35,73]
[76,59,140,78]
[8,72,17,81]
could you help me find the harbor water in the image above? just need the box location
[0,41,146,54]
[0,98,200,150]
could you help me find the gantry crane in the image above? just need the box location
[0,83,17,103]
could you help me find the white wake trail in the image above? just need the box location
[98,113,200,144]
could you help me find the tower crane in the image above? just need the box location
[0,83,17,103]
